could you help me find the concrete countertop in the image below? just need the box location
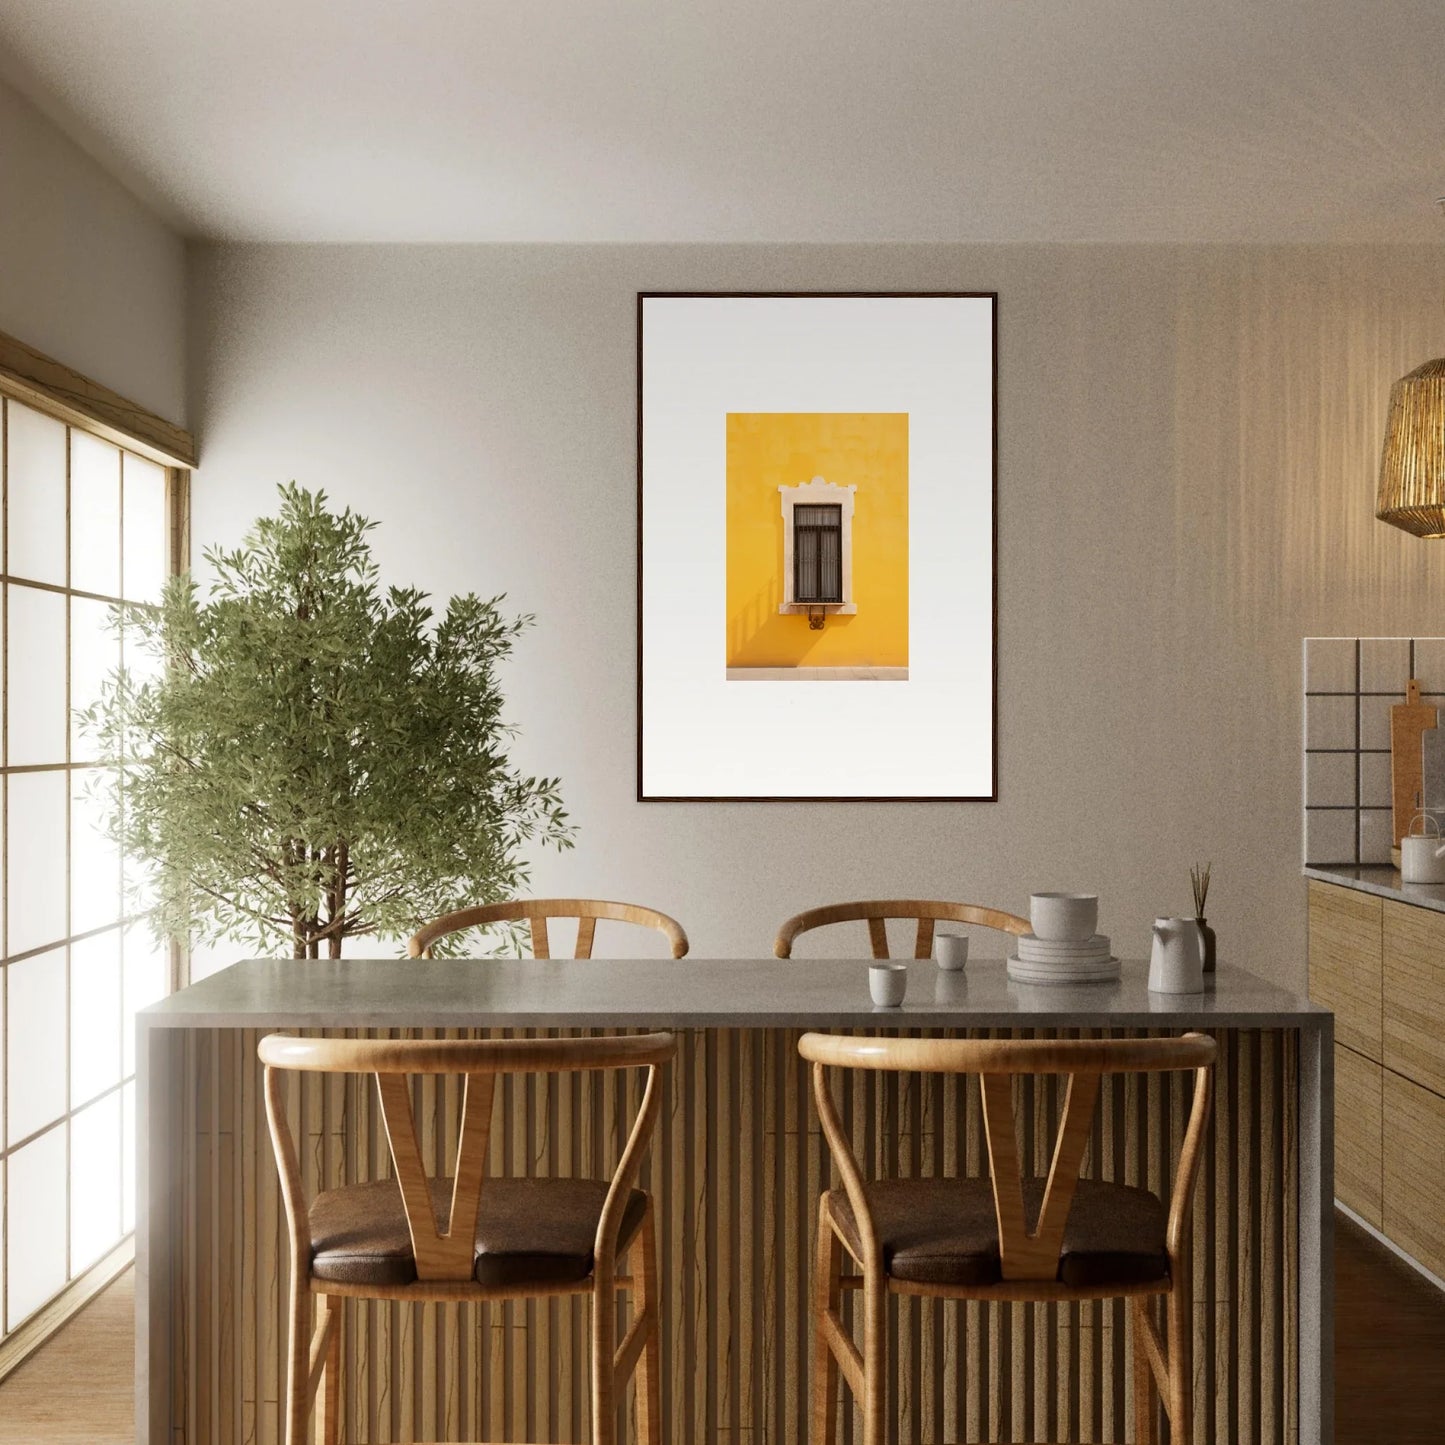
[141,956,1327,1032]
[1305,862,1445,916]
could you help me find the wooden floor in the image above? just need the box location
[0,1215,1441,1442]
[0,1269,135,1442]
[1333,1213,1445,1444]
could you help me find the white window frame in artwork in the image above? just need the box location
[778,477,858,615]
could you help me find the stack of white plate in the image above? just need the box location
[1007,932,1119,985]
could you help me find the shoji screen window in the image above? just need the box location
[1,395,175,1347]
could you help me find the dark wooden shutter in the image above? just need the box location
[793,504,842,602]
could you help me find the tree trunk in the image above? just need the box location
[322,839,346,959]
[288,836,309,958]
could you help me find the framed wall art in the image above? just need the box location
[637,291,997,801]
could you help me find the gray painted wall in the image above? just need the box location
[186,243,1445,981]
[0,74,186,424]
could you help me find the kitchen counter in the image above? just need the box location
[1304,862,1445,915]
[136,956,1334,1444]
[143,955,1328,1031]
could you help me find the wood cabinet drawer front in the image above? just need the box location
[1384,899,1445,1096]
[1335,1044,1383,1227]
[1383,1071,1445,1282]
[1308,882,1382,1060]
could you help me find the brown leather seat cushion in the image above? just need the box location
[309,1176,647,1289]
[828,1177,1168,1289]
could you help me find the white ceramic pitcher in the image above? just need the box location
[1400,813,1445,884]
[1148,917,1205,994]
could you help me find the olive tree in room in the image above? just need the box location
[81,483,573,959]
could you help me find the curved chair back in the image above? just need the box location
[774,898,1029,961]
[798,1031,1216,1282]
[408,898,689,960]
[259,1032,676,1287]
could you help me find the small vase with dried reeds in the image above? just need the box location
[1191,861,1216,973]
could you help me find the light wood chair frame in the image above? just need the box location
[798,1032,1217,1445]
[408,898,689,960]
[259,1031,677,1445]
[774,899,1030,961]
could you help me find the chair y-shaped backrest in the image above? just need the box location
[408,898,689,960]
[797,1032,1216,1280]
[774,899,1029,961]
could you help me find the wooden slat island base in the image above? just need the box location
[136,959,1333,1444]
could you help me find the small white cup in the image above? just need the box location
[1030,892,1099,942]
[933,933,969,971]
[869,962,908,1007]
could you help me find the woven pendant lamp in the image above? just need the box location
[1377,358,1445,537]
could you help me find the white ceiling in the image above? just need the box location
[1,0,1442,244]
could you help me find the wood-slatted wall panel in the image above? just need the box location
[169,1027,1297,1444]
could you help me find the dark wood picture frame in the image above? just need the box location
[636,291,998,803]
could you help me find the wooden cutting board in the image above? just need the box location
[1392,679,1439,847]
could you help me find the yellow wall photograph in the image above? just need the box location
[725,411,909,680]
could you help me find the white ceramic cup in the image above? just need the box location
[933,933,970,970]
[1029,892,1099,942]
[869,962,908,1007]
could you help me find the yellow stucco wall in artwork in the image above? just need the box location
[725,412,908,669]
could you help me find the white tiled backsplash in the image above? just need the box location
[1303,638,1445,865]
